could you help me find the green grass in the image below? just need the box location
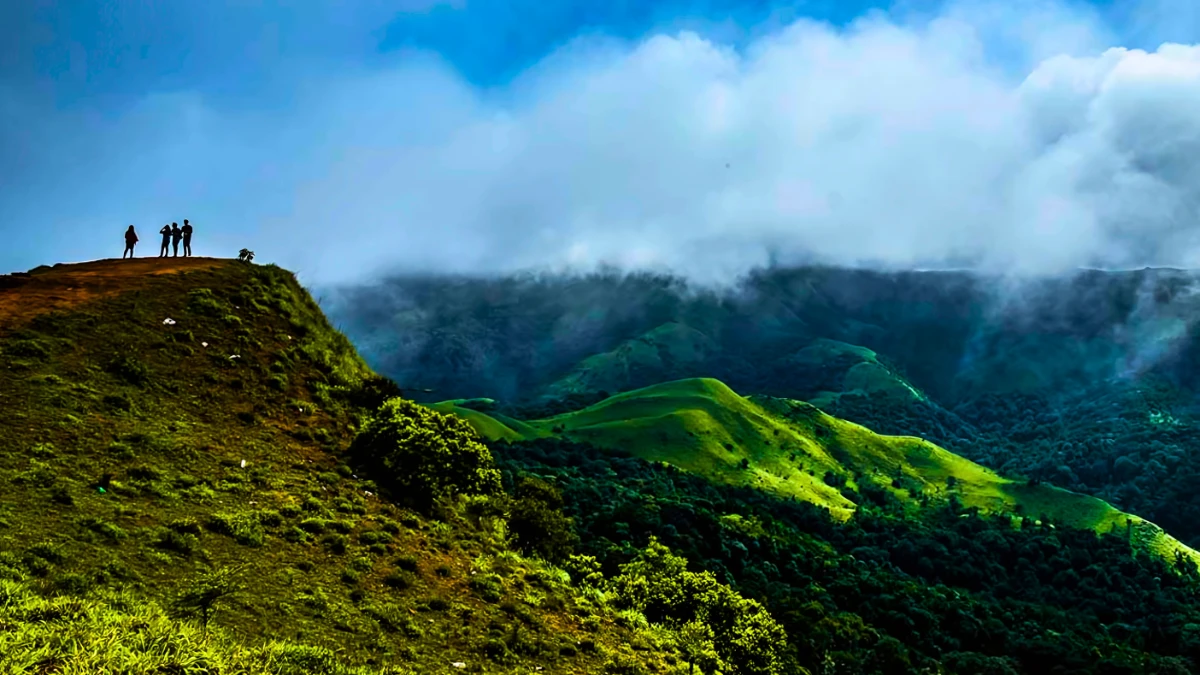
[0,260,673,674]
[437,377,1200,568]
[0,573,419,674]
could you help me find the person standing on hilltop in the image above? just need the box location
[159,224,172,257]
[170,222,182,257]
[181,219,194,257]
[122,225,139,259]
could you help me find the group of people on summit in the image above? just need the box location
[122,220,194,259]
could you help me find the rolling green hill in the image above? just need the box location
[435,377,1200,567]
[0,259,680,674]
[330,266,1200,553]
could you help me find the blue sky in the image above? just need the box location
[2,0,1200,281]
[1,0,911,115]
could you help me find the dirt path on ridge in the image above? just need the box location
[0,257,231,329]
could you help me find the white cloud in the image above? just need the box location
[6,1,1200,284]
[259,4,1200,283]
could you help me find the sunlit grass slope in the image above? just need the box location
[438,377,1200,567]
[0,259,668,674]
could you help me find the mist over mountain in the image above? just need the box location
[327,264,1200,404]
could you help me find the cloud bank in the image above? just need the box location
[4,1,1200,284]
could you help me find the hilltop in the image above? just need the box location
[0,258,703,674]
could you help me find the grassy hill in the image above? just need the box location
[543,322,716,400]
[329,266,1200,551]
[0,258,676,674]
[435,378,1200,567]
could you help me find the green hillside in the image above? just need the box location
[436,377,1200,567]
[0,259,689,674]
[332,266,1200,553]
[543,322,716,400]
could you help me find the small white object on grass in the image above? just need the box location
[240,459,246,468]
[201,342,208,348]
[162,318,176,325]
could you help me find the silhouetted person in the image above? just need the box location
[181,219,193,257]
[159,224,171,257]
[123,225,138,259]
[171,222,182,257]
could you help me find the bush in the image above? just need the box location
[469,573,504,603]
[612,538,787,675]
[383,570,415,589]
[349,398,502,511]
[7,339,50,360]
[322,534,348,554]
[207,512,265,547]
[187,288,226,316]
[508,477,577,563]
[105,354,150,386]
[153,528,199,556]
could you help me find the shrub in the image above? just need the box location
[153,528,199,556]
[358,530,391,545]
[103,394,133,412]
[469,573,504,603]
[106,441,135,459]
[508,477,577,563]
[78,517,127,542]
[187,288,226,316]
[392,555,419,571]
[383,570,415,589]
[282,526,310,543]
[26,543,65,565]
[298,518,329,534]
[349,398,501,511]
[105,354,150,386]
[7,339,50,360]
[207,512,265,547]
[258,510,284,527]
[322,534,348,554]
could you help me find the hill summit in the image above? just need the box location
[0,258,718,674]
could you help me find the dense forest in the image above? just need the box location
[496,437,1200,674]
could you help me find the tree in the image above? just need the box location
[611,538,787,675]
[174,566,243,633]
[350,397,501,511]
[676,619,722,674]
[507,476,578,562]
